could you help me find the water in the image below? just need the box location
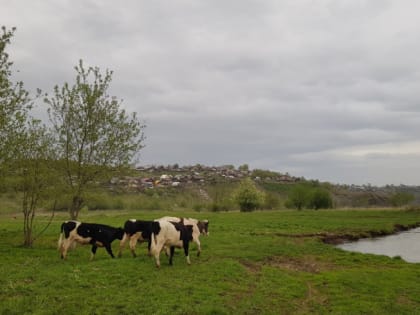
[337,227,420,263]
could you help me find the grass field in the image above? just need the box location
[1,209,420,315]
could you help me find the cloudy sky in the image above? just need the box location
[2,0,420,185]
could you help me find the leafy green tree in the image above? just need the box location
[285,184,309,210]
[233,178,265,212]
[390,192,415,207]
[0,26,55,246]
[17,119,56,246]
[0,26,32,167]
[307,188,333,210]
[238,164,249,172]
[45,60,146,219]
[285,184,333,210]
[263,191,281,210]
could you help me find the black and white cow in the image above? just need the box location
[118,219,155,257]
[158,216,209,256]
[150,218,194,268]
[58,220,124,260]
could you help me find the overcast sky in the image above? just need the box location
[2,0,420,185]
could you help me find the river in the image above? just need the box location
[337,227,420,263]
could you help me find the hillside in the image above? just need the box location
[106,164,420,209]
[2,163,420,214]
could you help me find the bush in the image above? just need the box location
[209,202,230,212]
[285,184,333,210]
[307,188,333,210]
[233,178,265,212]
[85,193,125,210]
[263,192,282,209]
[390,192,415,207]
[285,185,309,210]
[193,203,206,212]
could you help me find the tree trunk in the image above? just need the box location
[70,195,83,220]
[22,195,34,247]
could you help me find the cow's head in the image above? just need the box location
[198,220,209,236]
[115,227,125,240]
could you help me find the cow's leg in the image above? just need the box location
[118,233,129,257]
[104,243,115,258]
[151,243,162,268]
[61,238,72,259]
[154,251,161,268]
[129,235,139,258]
[183,239,191,265]
[195,238,202,257]
[169,246,175,265]
[147,239,152,256]
[90,245,98,260]
[59,239,65,259]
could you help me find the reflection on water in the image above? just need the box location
[337,227,420,263]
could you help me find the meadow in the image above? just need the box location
[1,209,420,315]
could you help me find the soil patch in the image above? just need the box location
[241,255,335,274]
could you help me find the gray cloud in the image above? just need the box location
[2,0,420,185]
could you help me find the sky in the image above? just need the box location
[2,0,420,186]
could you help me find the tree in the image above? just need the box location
[45,60,146,219]
[307,188,333,210]
[0,26,31,166]
[17,119,56,246]
[285,184,309,210]
[390,192,415,207]
[233,178,265,212]
[238,164,249,172]
[0,26,54,246]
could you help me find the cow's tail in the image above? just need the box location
[151,230,158,246]
[57,223,65,251]
[150,221,161,250]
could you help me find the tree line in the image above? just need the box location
[0,27,145,246]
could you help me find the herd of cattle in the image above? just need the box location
[57,216,209,268]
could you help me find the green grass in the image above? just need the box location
[1,209,420,314]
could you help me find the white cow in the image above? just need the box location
[158,216,209,257]
[150,219,194,268]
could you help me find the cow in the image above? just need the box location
[58,220,124,260]
[118,219,155,258]
[158,216,209,257]
[150,218,194,268]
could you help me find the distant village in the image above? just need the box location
[109,164,300,192]
[108,164,420,199]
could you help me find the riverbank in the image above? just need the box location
[322,221,420,245]
[1,209,420,314]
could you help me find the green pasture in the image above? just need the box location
[1,209,420,315]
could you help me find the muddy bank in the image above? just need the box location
[321,222,420,245]
[250,222,420,245]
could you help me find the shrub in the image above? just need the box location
[390,192,415,207]
[263,192,282,209]
[84,193,125,210]
[233,178,265,212]
[285,185,333,210]
[285,185,309,210]
[193,203,206,212]
[307,188,333,210]
[209,202,230,212]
